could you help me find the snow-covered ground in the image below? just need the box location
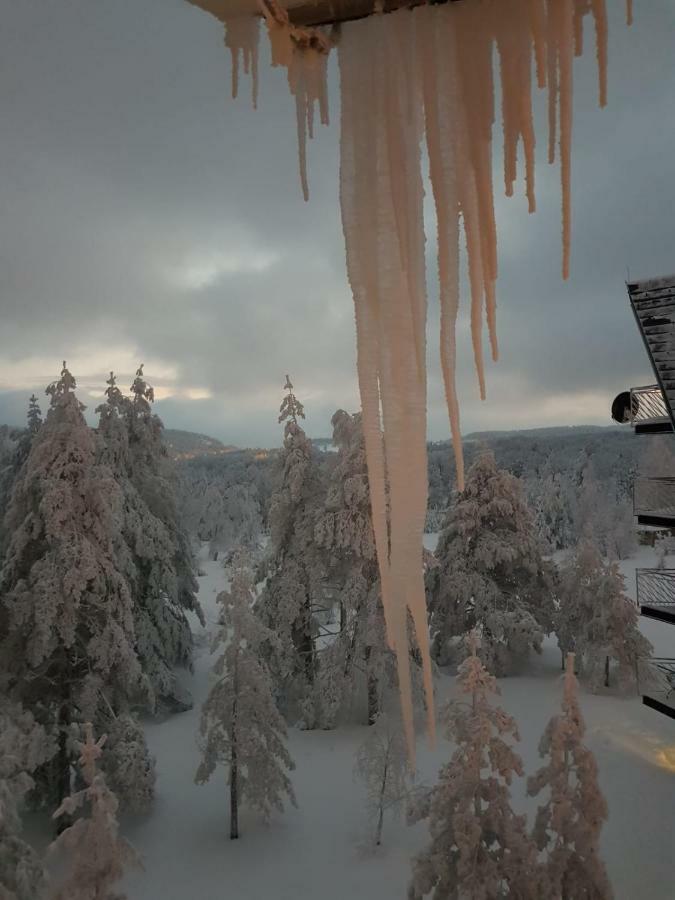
[120,542,675,900]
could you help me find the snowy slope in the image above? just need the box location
[120,544,675,900]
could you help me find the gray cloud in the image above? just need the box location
[0,0,673,446]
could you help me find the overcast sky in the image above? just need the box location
[0,0,674,447]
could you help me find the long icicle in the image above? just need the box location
[219,0,612,759]
[419,7,464,490]
[559,0,574,281]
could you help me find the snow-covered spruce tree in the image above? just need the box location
[96,371,196,715]
[49,723,140,900]
[206,482,262,560]
[529,470,574,552]
[354,704,409,846]
[527,654,613,899]
[256,376,325,721]
[0,702,56,900]
[0,399,44,552]
[0,363,151,813]
[557,540,651,690]
[314,409,423,727]
[26,394,42,436]
[570,459,633,560]
[427,451,555,675]
[195,549,297,840]
[409,633,540,900]
[124,364,202,626]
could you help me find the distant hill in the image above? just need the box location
[462,424,622,443]
[163,429,237,461]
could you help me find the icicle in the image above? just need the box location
[339,11,433,763]
[528,0,547,90]
[214,0,615,761]
[546,1,559,166]
[224,16,260,108]
[259,0,331,201]
[418,7,464,490]
[591,0,608,108]
[559,0,574,281]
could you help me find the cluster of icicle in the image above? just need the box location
[226,1,331,201]
[222,0,621,761]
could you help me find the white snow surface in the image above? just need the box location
[119,543,675,899]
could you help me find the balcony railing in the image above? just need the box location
[636,568,675,622]
[633,476,675,525]
[640,657,675,719]
[630,384,671,428]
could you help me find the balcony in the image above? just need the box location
[641,657,675,719]
[633,477,675,527]
[630,385,673,433]
[636,568,675,624]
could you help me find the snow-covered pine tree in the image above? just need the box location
[0,702,56,900]
[96,371,196,716]
[314,409,422,727]
[527,654,613,899]
[354,704,409,846]
[195,549,297,839]
[557,541,651,690]
[530,469,574,552]
[409,633,540,899]
[206,482,262,560]
[124,364,202,627]
[26,395,42,436]
[427,451,555,675]
[49,723,140,900]
[0,398,45,533]
[570,459,633,560]
[256,376,324,720]
[0,363,151,813]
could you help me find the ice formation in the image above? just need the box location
[256,0,332,201]
[225,16,260,107]
[220,0,613,759]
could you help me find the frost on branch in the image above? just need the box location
[195,549,297,839]
[26,394,42,436]
[354,705,410,847]
[125,365,203,629]
[256,377,324,721]
[0,702,55,900]
[557,540,651,691]
[427,451,555,675]
[97,368,198,714]
[409,633,540,900]
[527,654,613,899]
[0,363,150,812]
[49,723,141,900]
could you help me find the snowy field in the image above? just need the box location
[118,542,675,900]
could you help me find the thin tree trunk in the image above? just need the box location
[604,654,610,688]
[230,747,239,840]
[230,665,239,839]
[295,589,315,685]
[55,676,72,835]
[365,645,378,725]
[561,648,565,671]
[375,759,388,845]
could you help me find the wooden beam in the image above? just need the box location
[287,0,460,28]
[187,1,461,30]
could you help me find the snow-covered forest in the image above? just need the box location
[4,1,675,896]
[1,367,674,899]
